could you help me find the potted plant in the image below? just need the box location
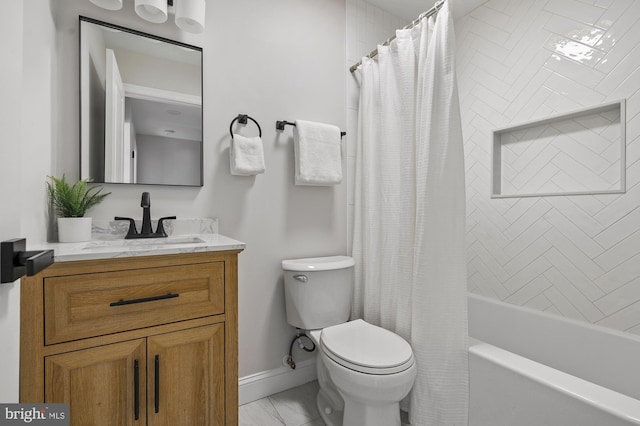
[47,175,111,243]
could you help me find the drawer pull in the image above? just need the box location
[110,293,179,307]
[134,359,140,421]
[155,355,160,414]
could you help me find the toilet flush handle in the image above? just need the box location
[293,275,308,283]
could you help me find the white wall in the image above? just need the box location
[457,0,640,336]
[0,1,25,404]
[50,0,346,378]
[0,0,56,402]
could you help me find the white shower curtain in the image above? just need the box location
[352,1,468,425]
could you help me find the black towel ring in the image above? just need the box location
[229,114,262,138]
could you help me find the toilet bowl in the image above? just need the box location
[320,319,417,426]
[282,256,417,426]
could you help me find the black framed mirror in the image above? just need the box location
[79,17,203,187]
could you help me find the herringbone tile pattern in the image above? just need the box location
[458,0,640,335]
[497,106,622,196]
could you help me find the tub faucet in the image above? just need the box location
[114,192,176,239]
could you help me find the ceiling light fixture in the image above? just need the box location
[89,0,206,34]
[89,0,123,10]
[135,0,168,23]
[175,0,206,34]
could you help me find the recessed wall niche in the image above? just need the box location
[491,100,626,198]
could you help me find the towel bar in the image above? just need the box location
[276,120,346,138]
[230,114,262,138]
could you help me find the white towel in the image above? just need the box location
[294,120,342,186]
[230,134,266,176]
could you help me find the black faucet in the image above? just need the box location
[140,192,153,235]
[115,192,176,239]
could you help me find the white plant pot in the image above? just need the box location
[58,217,92,243]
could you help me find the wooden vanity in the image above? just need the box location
[20,247,242,426]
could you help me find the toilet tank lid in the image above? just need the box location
[282,256,355,271]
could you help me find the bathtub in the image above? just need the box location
[468,294,640,426]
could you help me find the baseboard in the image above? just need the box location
[238,356,318,405]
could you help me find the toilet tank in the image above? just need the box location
[282,256,355,330]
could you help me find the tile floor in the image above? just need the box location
[239,380,411,426]
[239,381,323,426]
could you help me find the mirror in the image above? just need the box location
[80,17,203,186]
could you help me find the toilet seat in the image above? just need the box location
[320,319,414,375]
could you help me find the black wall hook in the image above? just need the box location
[229,114,262,138]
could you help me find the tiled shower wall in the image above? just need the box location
[457,0,640,335]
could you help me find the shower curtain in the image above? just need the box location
[352,1,468,425]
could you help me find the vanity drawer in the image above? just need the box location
[44,262,225,345]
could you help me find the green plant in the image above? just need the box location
[46,175,111,218]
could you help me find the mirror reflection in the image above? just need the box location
[80,17,203,186]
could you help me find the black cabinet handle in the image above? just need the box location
[110,293,179,307]
[134,359,140,421]
[154,355,160,414]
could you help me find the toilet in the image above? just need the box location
[282,256,417,426]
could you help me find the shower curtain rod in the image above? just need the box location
[349,0,444,73]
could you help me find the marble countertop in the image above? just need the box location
[33,218,245,262]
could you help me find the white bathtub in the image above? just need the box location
[468,294,640,426]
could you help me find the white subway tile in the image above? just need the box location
[525,292,554,310]
[594,0,615,7]
[544,206,603,258]
[544,72,606,106]
[504,199,553,239]
[543,228,605,281]
[544,267,605,321]
[594,228,640,271]
[549,192,605,236]
[544,0,606,26]
[544,14,605,47]
[566,192,607,217]
[504,236,553,275]
[505,274,554,305]
[595,0,633,29]
[593,204,640,249]
[542,247,605,300]
[596,299,640,330]
[449,0,640,331]
[595,278,640,315]
[469,260,511,299]
[503,256,553,292]
[543,34,606,67]
[543,54,606,88]
[485,0,521,17]
[543,286,586,320]
[594,176,640,227]
[505,59,552,104]
[595,252,640,292]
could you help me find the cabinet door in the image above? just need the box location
[148,324,224,426]
[45,339,146,426]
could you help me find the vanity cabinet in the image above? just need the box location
[20,250,240,426]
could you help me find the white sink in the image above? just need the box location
[83,236,205,250]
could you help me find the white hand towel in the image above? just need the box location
[294,120,342,186]
[230,134,266,176]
